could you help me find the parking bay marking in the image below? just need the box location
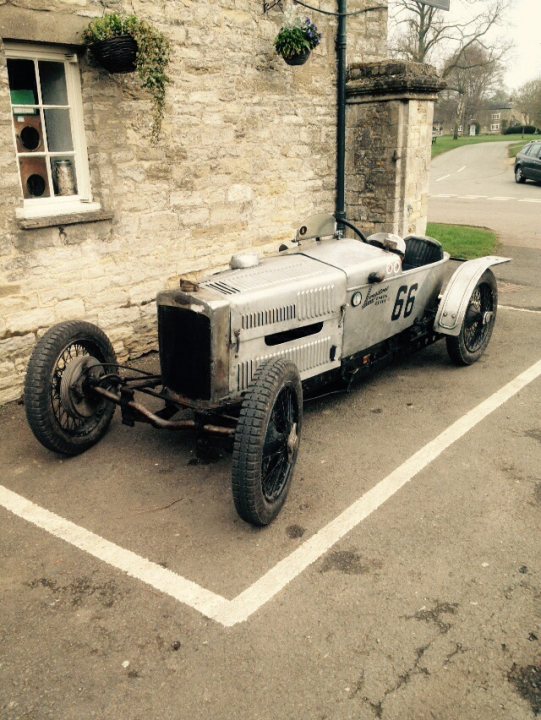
[1,358,541,627]
[431,194,541,202]
[500,305,541,315]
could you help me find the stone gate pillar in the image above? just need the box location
[345,61,445,237]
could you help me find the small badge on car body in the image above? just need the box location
[351,291,362,307]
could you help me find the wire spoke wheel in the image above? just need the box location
[446,270,498,366]
[24,321,117,455]
[462,284,494,354]
[232,359,302,526]
[261,386,298,502]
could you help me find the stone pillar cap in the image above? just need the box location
[348,60,446,96]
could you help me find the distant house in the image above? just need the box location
[479,102,527,134]
[434,101,528,136]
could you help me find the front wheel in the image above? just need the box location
[446,270,498,366]
[232,359,303,526]
[515,166,526,184]
[24,321,117,455]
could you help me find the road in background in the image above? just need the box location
[429,141,541,312]
[429,141,540,249]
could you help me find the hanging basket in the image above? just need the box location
[90,36,138,73]
[283,50,311,67]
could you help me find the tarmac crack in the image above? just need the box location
[403,599,459,634]
[352,601,462,718]
[355,644,431,718]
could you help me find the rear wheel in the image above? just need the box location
[446,270,498,366]
[232,359,302,526]
[24,321,117,455]
[515,165,526,183]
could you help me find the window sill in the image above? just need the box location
[17,209,114,230]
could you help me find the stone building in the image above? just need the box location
[0,1,440,405]
[479,102,527,134]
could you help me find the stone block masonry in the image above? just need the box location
[0,1,389,404]
[346,60,445,238]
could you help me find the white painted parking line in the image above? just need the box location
[1,359,541,627]
[217,358,541,626]
[500,305,541,314]
[0,485,229,620]
[430,194,539,203]
[456,165,466,173]
[435,174,450,182]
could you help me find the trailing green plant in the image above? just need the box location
[274,15,321,60]
[83,13,171,142]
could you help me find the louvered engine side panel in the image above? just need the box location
[202,280,240,295]
[297,285,335,321]
[200,255,330,296]
[236,337,332,391]
[241,304,296,330]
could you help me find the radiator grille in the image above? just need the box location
[158,305,211,400]
[237,337,332,391]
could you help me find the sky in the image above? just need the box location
[502,0,541,90]
[389,0,541,91]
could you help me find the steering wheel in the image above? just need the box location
[341,218,368,243]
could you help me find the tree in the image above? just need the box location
[514,78,541,128]
[391,0,510,138]
[390,0,509,69]
[442,42,504,136]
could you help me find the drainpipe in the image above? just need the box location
[335,0,347,232]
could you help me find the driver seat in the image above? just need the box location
[403,235,443,270]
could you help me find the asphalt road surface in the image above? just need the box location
[430,140,541,249]
[0,143,540,720]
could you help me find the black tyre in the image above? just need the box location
[24,321,117,455]
[446,270,498,366]
[232,358,303,526]
[515,165,526,184]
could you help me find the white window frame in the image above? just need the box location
[5,42,100,219]
[491,123,500,132]
[491,112,501,121]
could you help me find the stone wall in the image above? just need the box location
[0,0,388,405]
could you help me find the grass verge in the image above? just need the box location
[508,139,536,158]
[426,223,498,259]
[431,134,511,159]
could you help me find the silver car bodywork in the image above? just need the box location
[435,256,510,336]
[157,219,509,406]
[22,213,511,528]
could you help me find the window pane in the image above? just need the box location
[51,156,78,196]
[7,59,38,107]
[13,111,44,152]
[44,109,73,151]
[19,157,51,199]
[39,61,68,105]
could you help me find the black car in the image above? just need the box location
[514,140,541,184]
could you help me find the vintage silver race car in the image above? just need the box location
[24,214,509,526]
